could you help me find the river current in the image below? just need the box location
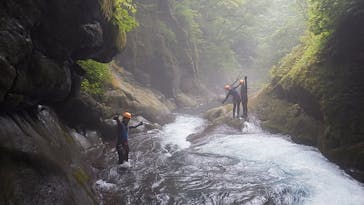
[96,115,364,205]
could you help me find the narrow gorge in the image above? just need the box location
[1,0,363,204]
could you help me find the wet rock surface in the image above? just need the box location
[0,0,119,111]
[203,104,244,131]
[0,0,122,204]
[0,108,99,205]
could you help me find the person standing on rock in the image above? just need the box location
[222,84,241,118]
[239,77,248,118]
[113,112,143,166]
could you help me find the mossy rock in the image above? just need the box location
[250,89,322,146]
[203,104,243,130]
[72,167,90,186]
[175,92,197,108]
[327,142,364,181]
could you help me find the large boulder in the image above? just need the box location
[0,0,120,111]
[203,104,244,131]
[250,90,322,146]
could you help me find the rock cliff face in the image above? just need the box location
[0,0,119,111]
[0,0,121,204]
[54,62,177,141]
[115,0,200,98]
[0,108,99,204]
[252,1,364,182]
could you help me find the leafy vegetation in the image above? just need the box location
[157,21,177,44]
[255,0,364,181]
[100,0,138,32]
[76,0,139,97]
[100,0,138,49]
[78,59,111,97]
[168,0,306,89]
[271,0,357,89]
[170,1,202,42]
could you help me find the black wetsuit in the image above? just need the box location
[240,83,248,118]
[222,87,241,118]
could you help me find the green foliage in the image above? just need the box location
[258,0,364,167]
[271,0,353,85]
[270,45,305,84]
[269,0,364,114]
[305,0,359,54]
[168,0,306,88]
[157,21,177,43]
[171,0,202,42]
[78,59,111,97]
[100,0,138,50]
[113,0,138,31]
[170,0,249,84]
[100,0,138,49]
[307,0,347,35]
[101,0,138,32]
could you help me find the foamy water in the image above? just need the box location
[198,121,364,205]
[98,115,364,205]
[159,115,205,149]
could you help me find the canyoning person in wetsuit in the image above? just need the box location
[113,112,143,165]
[239,78,248,118]
[222,84,241,118]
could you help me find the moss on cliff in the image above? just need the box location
[100,0,138,50]
[71,166,98,204]
[251,89,323,146]
[100,0,138,31]
[253,0,364,181]
[78,59,111,97]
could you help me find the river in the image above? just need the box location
[96,114,364,205]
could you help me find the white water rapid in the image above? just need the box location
[97,114,364,205]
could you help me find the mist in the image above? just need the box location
[186,0,307,91]
[1,0,364,204]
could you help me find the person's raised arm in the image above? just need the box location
[113,115,121,127]
[222,91,230,104]
[129,122,143,129]
[232,83,240,90]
